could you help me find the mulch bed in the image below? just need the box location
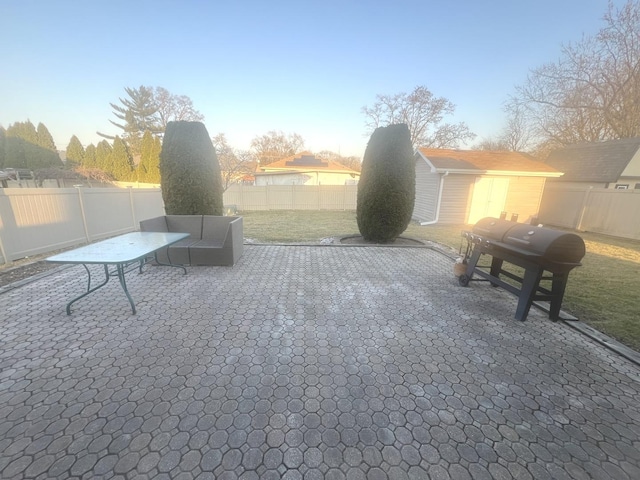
[0,260,60,288]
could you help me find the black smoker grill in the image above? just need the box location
[459,217,586,321]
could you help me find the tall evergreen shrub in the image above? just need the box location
[160,121,223,215]
[357,123,415,242]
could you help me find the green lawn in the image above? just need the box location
[241,210,640,351]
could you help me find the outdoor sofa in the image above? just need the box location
[139,215,243,266]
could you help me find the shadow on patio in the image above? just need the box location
[1,245,639,479]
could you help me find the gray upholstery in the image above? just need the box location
[190,216,244,266]
[139,215,243,266]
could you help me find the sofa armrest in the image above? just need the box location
[227,217,244,262]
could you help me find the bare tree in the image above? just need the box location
[362,85,475,149]
[476,103,535,151]
[212,134,255,190]
[250,131,305,165]
[514,1,640,148]
[154,87,204,130]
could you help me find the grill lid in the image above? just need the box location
[472,217,586,265]
[472,217,517,241]
[503,224,585,264]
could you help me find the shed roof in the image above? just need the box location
[417,148,561,176]
[544,138,640,182]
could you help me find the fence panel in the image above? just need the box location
[539,184,640,240]
[581,189,640,239]
[538,185,588,228]
[0,188,87,263]
[0,188,165,264]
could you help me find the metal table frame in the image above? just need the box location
[47,232,190,315]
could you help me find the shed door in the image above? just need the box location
[467,177,509,224]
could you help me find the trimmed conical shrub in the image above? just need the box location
[160,121,223,215]
[357,123,415,242]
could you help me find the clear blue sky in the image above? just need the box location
[0,0,627,158]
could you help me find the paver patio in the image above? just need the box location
[1,245,639,479]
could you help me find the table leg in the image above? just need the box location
[153,252,187,274]
[116,263,137,314]
[66,264,110,315]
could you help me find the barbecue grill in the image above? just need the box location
[458,217,585,321]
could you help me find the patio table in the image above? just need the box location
[47,231,189,315]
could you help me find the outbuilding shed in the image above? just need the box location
[413,148,562,225]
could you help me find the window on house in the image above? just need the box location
[615,184,629,189]
[635,183,640,190]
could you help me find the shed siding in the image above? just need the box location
[438,175,475,224]
[503,176,547,223]
[413,161,439,221]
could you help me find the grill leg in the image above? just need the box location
[515,267,543,321]
[549,272,569,320]
[464,248,482,279]
[490,257,503,286]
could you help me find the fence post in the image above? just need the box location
[76,186,91,243]
[128,186,137,229]
[576,186,592,231]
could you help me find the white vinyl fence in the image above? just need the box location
[539,184,640,240]
[223,184,358,211]
[0,187,165,264]
[0,185,358,264]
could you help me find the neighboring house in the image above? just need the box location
[254,152,360,186]
[414,148,562,225]
[544,137,640,189]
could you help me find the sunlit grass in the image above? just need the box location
[241,210,640,351]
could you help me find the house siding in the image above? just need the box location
[413,161,439,222]
[438,175,475,224]
[503,176,547,223]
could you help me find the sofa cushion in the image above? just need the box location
[166,215,203,238]
[139,216,168,232]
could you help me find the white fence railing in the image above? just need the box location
[0,187,165,264]
[539,184,640,240]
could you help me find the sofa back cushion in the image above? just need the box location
[140,216,168,232]
[202,216,232,244]
[166,215,203,238]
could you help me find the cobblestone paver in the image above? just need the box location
[1,245,640,479]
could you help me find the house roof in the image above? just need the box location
[544,138,640,182]
[256,152,360,176]
[417,148,561,177]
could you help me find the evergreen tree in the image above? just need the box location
[3,121,62,170]
[357,123,415,243]
[159,121,223,215]
[83,144,97,167]
[36,123,56,150]
[111,136,134,180]
[5,121,37,168]
[99,86,161,155]
[65,135,85,168]
[0,127,6,168]
[147,136,162,183]
[95,140,113,172]
[137,130,154,182]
